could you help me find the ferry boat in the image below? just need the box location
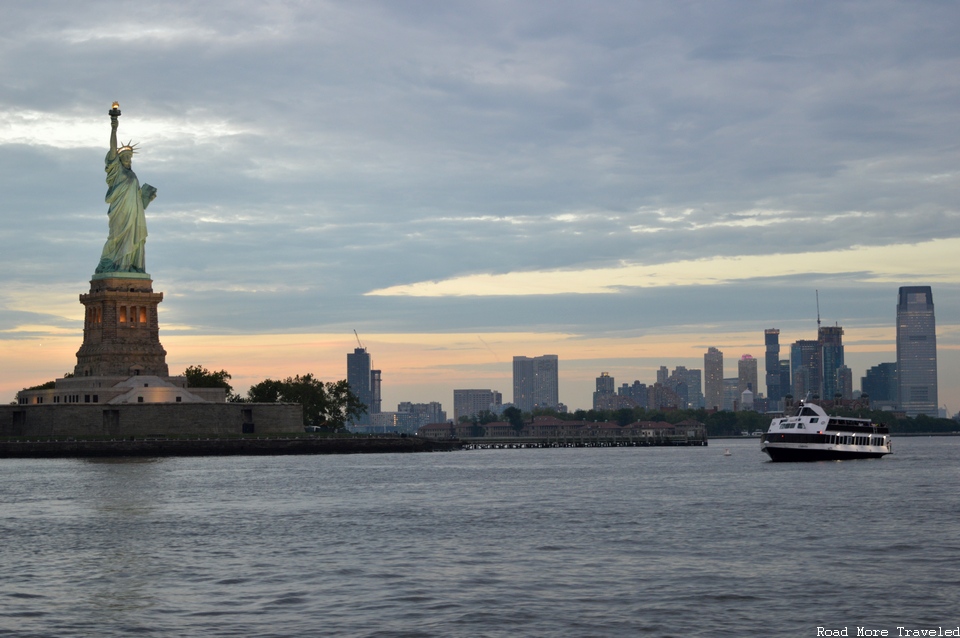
[761,401,892,462]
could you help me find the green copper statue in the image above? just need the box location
[95,102,157,275]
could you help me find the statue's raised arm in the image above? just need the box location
[108,103,119,157]
[95,102,156,276]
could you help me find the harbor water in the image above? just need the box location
[2,437,958,637]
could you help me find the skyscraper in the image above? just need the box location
[764,329,782,409]
[670,366,703,409]
[738,355,758,400]
[513,355,559,412]
[619,381,648,408]
[370,369,382,415]
[791,340,821,399]
[835,364,853,401]
[704,347,724,410]
[347,347,375,425]
[593,372,615,409]
[897,286,938,417]
[819,325,844,400]
[779,360,792,400]
[656,366,669,385]
[861,362,898,406]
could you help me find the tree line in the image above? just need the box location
[184,366,366,431]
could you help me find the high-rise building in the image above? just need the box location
[370,369,382,415]
[453,389,502,422]
[347,347,380,425]
[704,347,724,410]
[649,383,683,409]
[791,340,821,399]
[667,366,703,409]
[513,355,559,412]
[398,402,446,428]
[656,366,669,385]
[593,372,615,409]
[680,367,703,409]
[835,364,853,401]
[897,286,938,416]
[619,381,648,408]
[819,325,844,400]
[779,360,792,400]
[722,378,739,412]
[765,329,782,409]
[861,363,898,405]
[738,355,758,400]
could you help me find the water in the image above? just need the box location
[1,437,958,637]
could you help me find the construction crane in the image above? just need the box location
[354,329,364,350]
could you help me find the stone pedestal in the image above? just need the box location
[74,276,169,377]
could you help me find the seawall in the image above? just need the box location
[0,436,462,459]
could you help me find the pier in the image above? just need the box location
[461,432,708,450]
[420,415,709,449]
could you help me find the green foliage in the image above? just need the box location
[24,380,56,391]
[469,420,485,437]
[453,401,956,438]
[503,406,525,432]
[246,374,366,431]
[615,408,635,426]
[477,410,500,425]
[705,410,739,436]
[894,414,957,433]
[459,410,499,424]
[24,371,74,392]
[183,365,233,392]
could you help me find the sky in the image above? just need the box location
[1,0,959,414]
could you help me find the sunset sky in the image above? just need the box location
[1,1,958,414]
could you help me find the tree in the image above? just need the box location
[247,374,366,431]
[183,365,243,401]
[24,380,56,391]
[184,365,233,390]
[503,406,525,433]
[459,410,498,425]
[24,372,73,392]
[476,410,499,425]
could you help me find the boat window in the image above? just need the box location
[810,417,818,423]
[797,424,805,429]
[800,407,818,416]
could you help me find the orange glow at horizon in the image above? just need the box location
[2,326,926,410]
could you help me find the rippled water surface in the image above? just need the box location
[2,437,959,637]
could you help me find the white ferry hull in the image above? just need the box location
[762,441,889,462]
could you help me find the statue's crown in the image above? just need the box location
[117,140,139,155]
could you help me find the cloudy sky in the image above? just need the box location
[2,0,958,413]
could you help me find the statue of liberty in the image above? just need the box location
[95,102,157,275]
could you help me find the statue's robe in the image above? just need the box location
[96,150,152,274]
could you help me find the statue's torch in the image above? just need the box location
[109,101,121,119]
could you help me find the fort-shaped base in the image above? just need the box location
[75,277,168,377]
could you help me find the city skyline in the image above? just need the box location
[1,2,959,415]
[351,304,941,417]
